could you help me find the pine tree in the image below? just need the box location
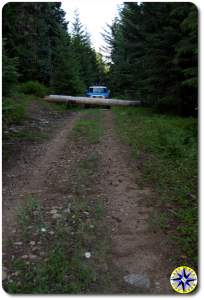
[104,2,198,115]
[2,2,101,96]
[2,40,18,96]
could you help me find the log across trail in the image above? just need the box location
[45,95,141,107]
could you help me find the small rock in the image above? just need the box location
[2,268,8,281]
[41,228,47,232]
[50,209,58,214]
[49,231,55,235]
[85,252,91,259]
[102,263,108,272]
[29,255,37,260]
[14,241,23,246]
[30,241,36,246]
[83,211,89,216]
[9,127,19,133]
[52,213,61,219]
[123,273,150,289]
[89,225,94,229]
[12,271,20,277]
[64,208,71,214]
[32,247,39,252]
[21,255,28,259]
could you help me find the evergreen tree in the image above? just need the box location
[2,2,101,96]
[104,2,198,115]
[70,10,99,89]
[2,40,18,96]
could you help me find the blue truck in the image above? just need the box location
[86,86,110,99]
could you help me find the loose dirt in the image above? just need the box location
[2,107,172,294]
[2,111,80,242]
[99,111,171,293]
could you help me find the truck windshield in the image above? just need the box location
[89,87,107,93]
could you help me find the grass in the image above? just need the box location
[2,93,31,125]
[6,129,49,141]
[38,98,71,112]
[5,191,107,293]
[17,196,45,240]
[113,107,198,267]
[2,92,71,127]
[2,93,70,161]
[18,81,48,97]
[72,110,103,144]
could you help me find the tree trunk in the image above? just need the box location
[44,95,141,107]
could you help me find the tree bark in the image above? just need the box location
[44,95,141,107]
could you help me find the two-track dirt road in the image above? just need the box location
[2,108,172,294]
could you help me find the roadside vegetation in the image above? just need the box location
[2,2,108,160]
[113,107,197,268]
[2,89,70,162]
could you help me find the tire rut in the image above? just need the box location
[2,112,81,243]
[99,110,171,294]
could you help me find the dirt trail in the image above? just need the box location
[3,109,171,294]
[2,112,80,241]
[99,111,171,293]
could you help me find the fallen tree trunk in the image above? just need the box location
[44,95,141,107]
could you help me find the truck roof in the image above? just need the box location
[89,86,107,89]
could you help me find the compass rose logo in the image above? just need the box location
[170,266,197,294]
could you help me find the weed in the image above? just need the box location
[18,81,48,97]
[17,196,43,240]
[2,95,28,125]
[73,110,103,144]
[113,107,198,267]
[7,130,49,141]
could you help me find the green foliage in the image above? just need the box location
[2,40,18,96]
[73,110,103,144]
[5,243,95,294]
[2,94,29,124]
[2,3,105,97]
[105,3,197,116]
[114,107,197,266]
[69,10,99,89]
[7,130,49,142]
[17,196,43,240]
[19,81,48,97]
